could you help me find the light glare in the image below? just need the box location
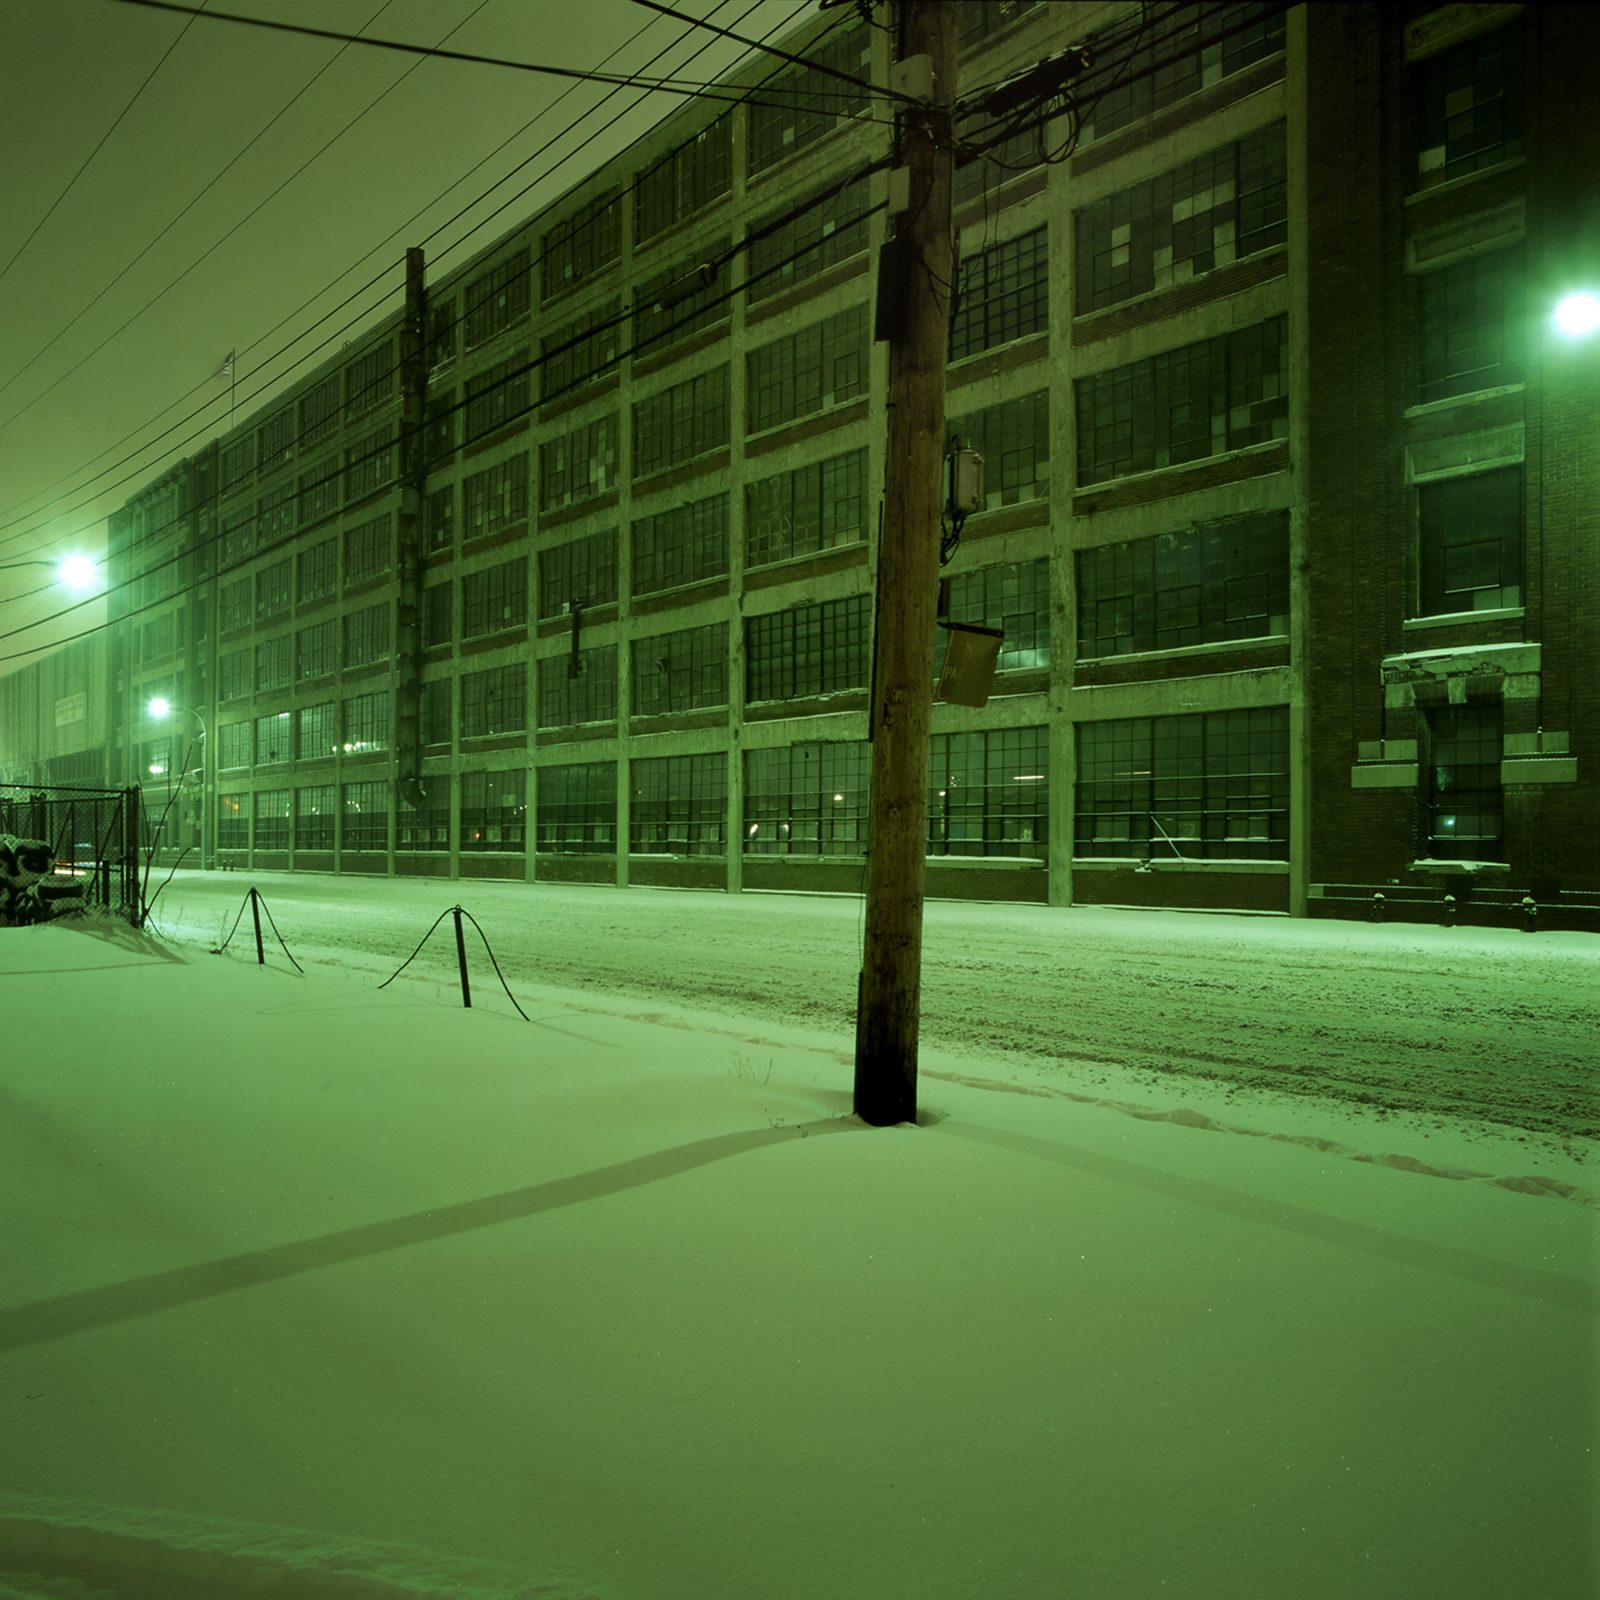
[1553,291,1600,338]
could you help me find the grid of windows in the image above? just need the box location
[462,556,528,638]
[345,426,393,504]
[343,690,391,754]
[253,790,290,851]
[219,650,251,702]
[1414,22,1524,188]
[747,305,867,434]
[536,761,616,854]
[463,456,530,539]
[953,114,1046,207]
[217,722,251,770]
[299,374,340,449]
[745,448,868,568]
[463,250,531,348]
[542,300,621,397]
[1076,512,1289,658]
[296,702,338,761]
[746,594,871,703]
[634,244,730,350]
[422,678,453,747]
[1418,467,1522,615]
[744,742,869,855]
[1075,707,1289,860]
[460,769,525,852]
[397,781,451,851]
[631,753,727,854]
[426,485,455,553]
[345,514,392,585]
[217,795,248,851]
[635,114,732,243]
[255,634,292,693]
[344,343,392,422]
[343,602,391,668]
[633,368,729,478]
[257,481,296,547]
[142,616,175,662]
[257,407,294,474]
[538,646,618,727]
[1416,248,1522,403]
[1075,317,1287,485]
[950,390,1049,508]
[424,582,453,648]
[254,711,291,767]
[298,459,341,527]
[297,619,337,681]
[298,537,337,602]
[928,727,1048,857]
[951,226,1049,360]
[539,532,618,618]
[428,297,457,372]
[426,389,456,467]
[543,191,621,300]
[461,664,527,738]
[220,438,254,494]
[1078,3,1286,144]
[957,0,1041,46]
[748,25,870,174]
[464,349,531,443]
[631,622,728,716]
[941,558,1050,672]
[342,780,388,852]
[540,413,620,512]
[220,507,255,568]
[256,559,292,620]
[1076,123,1287,313]
[296,784,336,850]
[631,493,729,595]
[748,176,871,303]
[1425,705,1503,860]
[218,578,252,633]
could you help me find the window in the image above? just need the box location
[631,753,727,854]
[950,226,1048,360]
[745,594,872,703]
[1075,123,1287,313]
[296,784,336,850]
[1416,248,1522,403]
[423,582,453,648]
[251,791,290,852]
[538,532,618,618]
[542,300,621,398]
[1078,3,1286,145]
[745,447,868,568]
[296,702,338,761]
[631,622,728,716]
[463,455,529,538]
[1075,317,1287,485]
[536,761,616,854]
[217,721,251,770]
[344,341,393,422]
[635,114,732,243]
[461,664,527,738]
[748,177,871,304]
[428,296,457,372]
[941,558,1051,672]
[220,506,255,568]
[1076,512,1289,658]
[748,25,870,174]
[953,113,1046,207]
[142,615,174,662]
[539,413,620,512]
[397,780,451,851]
[343,603,391,668]
[257,481,296,547]
[632,492,729,596]
[1075,706,1289,860]
[538,645,617,728]
[257,407,294,474]
[343,690,391,755]
[218,650,251,702]
[462,556,528,638]
[341,780,388,852]
[542,191,621,300]
[421,678,453,747]
[345,425,394,504]
[949,389,1049,508]
[426,389,456,467]
[634,243,730,350]
[633,368,729,478]
[1425,705,1503,860]
[256,559,292,620]
[463,249,531,348]
[928,727,1048,857]
[426,485,455,554]
[1414,22,1523,188]
[743,742,869,855]
[957,0,1041,47]
[220,438,254,495]
[217,794,248,851]
[218,578,252,633]
[464,348,531,443]
[298,536,337,602]
[344,514,392,586]
[746,305,867,434]
[298,458,341,527]
[460,769,525,852]
[297,619,337,682]
[255,634,292,693]
[1417,467,1521,615]
[254,711,291,766]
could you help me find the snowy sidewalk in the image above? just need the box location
[1,920,1595,1599]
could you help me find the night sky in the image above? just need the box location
[0,0,801,656]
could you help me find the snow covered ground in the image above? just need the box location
[2,878,1596,1599]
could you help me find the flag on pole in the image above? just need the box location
[214,350,235,380]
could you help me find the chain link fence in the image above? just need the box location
[1,783,143,927]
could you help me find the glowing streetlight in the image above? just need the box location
[0,553,101,592]
[1552,291,1600,340]
[147,698,209,869]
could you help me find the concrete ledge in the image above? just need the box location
[1501,757,1578,785]
[1351,763,1419,789]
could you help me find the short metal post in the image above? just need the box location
[1371,891,1385,923]
[1441,894,1456,927]
[1520,895,1538,932]
[249,887,265,965]
[452,905,472,1008]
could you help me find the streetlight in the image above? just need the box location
[148,697,208,870]
[1552,290,1600,340]
[0,554,101,594]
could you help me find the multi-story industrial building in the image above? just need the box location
[3,1,1595,929]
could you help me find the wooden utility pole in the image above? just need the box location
[853,0,958,1127]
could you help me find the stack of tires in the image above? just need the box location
[0,835,87,926]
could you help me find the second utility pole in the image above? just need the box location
[854,0,958,1128]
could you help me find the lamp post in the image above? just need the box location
[0,554,100,593]
[148,697,208,870]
